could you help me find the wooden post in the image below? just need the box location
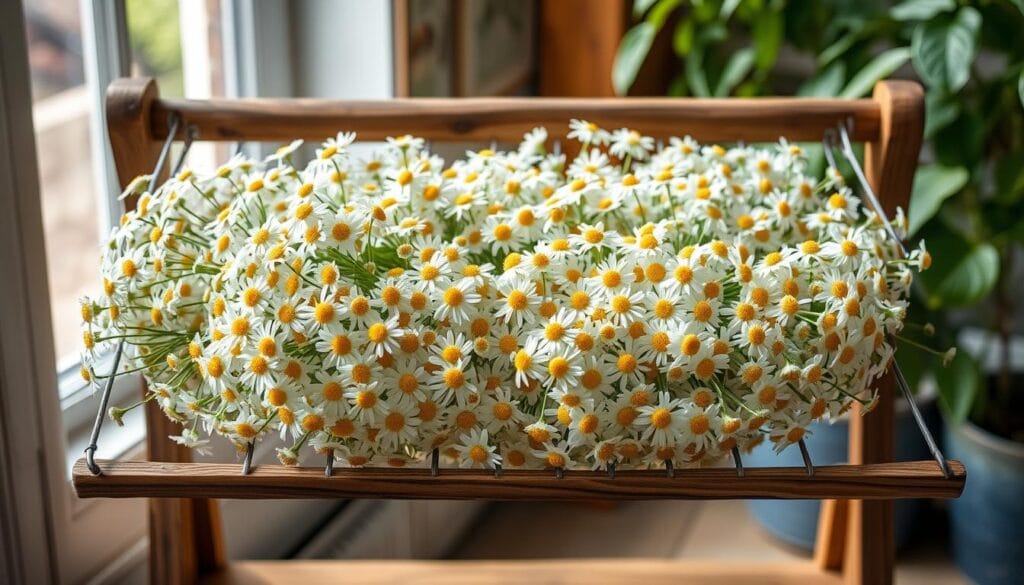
[842,80,924,585]
[106,77,226,585]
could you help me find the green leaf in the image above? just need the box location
[673,18,695,56]
[945,7,981,92]
[633,0,660,18]
[613,23,657,96]
[839,47,911,98]
[720,0,742,20]
[751,9,783,71]
[714,49,756,97]
[908,165,970,236]
[646,0,681,29]
[798,62,846,97]
[1019,69,1024,109]
[686,47,711,97]
[936,350,980,425]
[911,8,981,92]
[891,0,955,21]
[995,151,1024,204]
[920,237,1000,308]
[924,90,960,138]
[818,31,860,68]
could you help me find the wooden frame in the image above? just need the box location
[83,77,948,585]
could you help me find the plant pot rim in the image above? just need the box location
[953,419,1024,461]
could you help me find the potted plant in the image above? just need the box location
[615,2,1024,582]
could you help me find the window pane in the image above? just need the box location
[24,0,102,369]
[126,0,184,97]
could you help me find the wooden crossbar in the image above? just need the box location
[73,459,964,501]
[146,96,881,144]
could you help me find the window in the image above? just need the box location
[6,1,229,583]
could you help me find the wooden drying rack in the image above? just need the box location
[74,77,964,585]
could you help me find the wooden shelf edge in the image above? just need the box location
[202,559,844,585]
[73,458,964,501]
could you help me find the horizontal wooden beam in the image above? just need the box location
[203,559,844,585]
[150,96,881,144]
[73,459,964,501]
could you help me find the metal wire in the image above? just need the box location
[891,335,953,479]
[84,112,183,476]
[732,446,745,477]
[84,340,125,475]
[827,120,953,480]
[798,439,815,477]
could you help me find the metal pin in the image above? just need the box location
[241,442,254,475]
[798,439,814,477]
[490,139,498,152]
[555,467,564,480]
[606,462,616,479]
[493,463,502,478]
[665,459,675,478]
[553,138,561,156]
[325,452,334,477]
[430,448,440,477]
[732,446,745,477]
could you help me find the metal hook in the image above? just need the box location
[430,448,440,477]
[325,452,335,477]
[241,442,255,475]
[84,339,126,475]
[147,112,181,193]
[606,462,616,479]
[798,439,815,477]
[172,125,199,177]
[835,123,908,257]
[732,446,745,477]
[821,128,840,172]
[665,459,675,478]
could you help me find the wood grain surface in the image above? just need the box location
[149,96,882,143]
[73,459,964,501]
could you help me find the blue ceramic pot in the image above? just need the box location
[744,397,939,551]
[946,421,1024,585]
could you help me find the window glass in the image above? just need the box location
[24,0,103,369]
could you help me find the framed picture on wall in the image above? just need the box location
[393,0,455,97]
[452,0,535,96]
